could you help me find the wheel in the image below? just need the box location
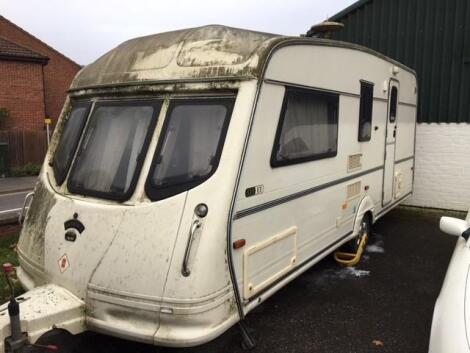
[343,214,371,253]
[24,329,76,353]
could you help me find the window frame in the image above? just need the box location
[67,99,162,202]
[358,80,374,142]
[270,86,339,168]
[145,96,234,201]
[52,101,92,186]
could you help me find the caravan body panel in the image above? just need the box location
[13,25,417,349]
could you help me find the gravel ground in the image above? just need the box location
[8,207,463,353]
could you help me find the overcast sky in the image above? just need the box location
[0,0,355,65]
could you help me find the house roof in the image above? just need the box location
[0,36,49,64]
[0,15,80,67]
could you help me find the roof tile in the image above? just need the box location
[0,36,48,63]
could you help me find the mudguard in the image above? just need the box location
[352,195,375,236]
[0,284,85,352]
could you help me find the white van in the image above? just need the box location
[0,25,417,351]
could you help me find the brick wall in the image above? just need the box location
[405,123,470,212]
[0,16,81,125]
[0,60,45,130]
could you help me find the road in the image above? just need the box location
[0,191,30,223]
[36,207,459,353]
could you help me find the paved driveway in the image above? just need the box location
[41,208,461,353]
[0,176,36,224]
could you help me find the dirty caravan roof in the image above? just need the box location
[71,25,283,90]
[71,24,415,90]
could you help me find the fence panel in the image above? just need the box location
[0,129,48,169]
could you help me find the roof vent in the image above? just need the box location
[306,21,344,38]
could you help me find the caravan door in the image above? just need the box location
[382,80,399,206]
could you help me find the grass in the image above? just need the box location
[0,232,21,303]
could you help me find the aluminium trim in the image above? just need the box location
[394,156,414,165]
[264,79,410,105]
[68,76,252,93]
[399,101,417,108]
[234,165,383,220]
[264,78,360,98]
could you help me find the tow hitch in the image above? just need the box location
[0,266,86,353]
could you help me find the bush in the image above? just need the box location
[10,163,41,177]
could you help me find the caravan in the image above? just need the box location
[1,25,417,351]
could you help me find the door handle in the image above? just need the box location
[181,220,202,277]
[393,127,397,138]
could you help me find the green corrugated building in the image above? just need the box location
[324,0,470,123]
[310,0,470,211]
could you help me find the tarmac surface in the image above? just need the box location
[0,176,36,195]
[0,176,36,224]
[22,207,463,353]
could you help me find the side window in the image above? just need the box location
[146,98,234,201]
[53,102,91,185]
[358,81,374,142]
[271,87,339,167]
[390,86,398,122]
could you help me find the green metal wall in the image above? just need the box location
[330,0,470,123]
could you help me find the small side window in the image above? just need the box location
[390,86,398,122]
[358,81,374,142]
[53,102,91,185]
[271,87,339,167]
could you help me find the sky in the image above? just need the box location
[0,0,356,65]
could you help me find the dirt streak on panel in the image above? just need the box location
[17,180,56,273]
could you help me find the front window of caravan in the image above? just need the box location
[68,101,160,201]
[146,98,233,201]
[53,102,90,185]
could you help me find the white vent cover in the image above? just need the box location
[347,181,361,199]
[348,154,363,172]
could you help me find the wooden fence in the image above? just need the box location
[0,129,48,169]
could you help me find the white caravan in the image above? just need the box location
[0,25,417,351]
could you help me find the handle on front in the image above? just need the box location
[19,192,34,225]
[181,220,202,277]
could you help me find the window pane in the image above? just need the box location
[53,104,90,185]
[147,99,232,200]
[272,88,338,166]
[68,103,158,200]
[390,86,398,122]
[358,82,374,142]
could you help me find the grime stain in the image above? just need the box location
[17,180,57,281]
[70,25,284,90]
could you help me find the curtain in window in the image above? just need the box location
[69,105,154,195]
[153,104,227,186]
[276,91,337,161]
